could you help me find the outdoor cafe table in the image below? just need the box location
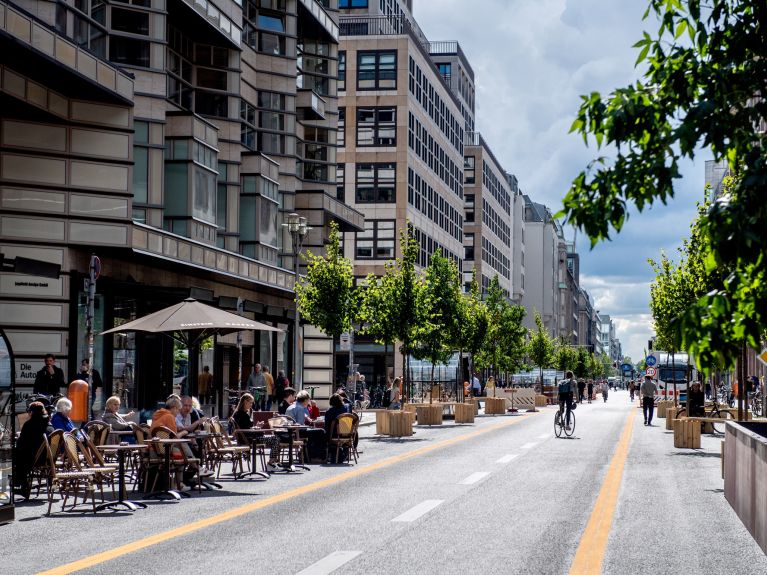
[232,428,271,480]
[95,443,148,512]
[186,431,223,490]
[271,424,311,473]
[145,438,191,500]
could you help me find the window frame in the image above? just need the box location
[357,50,397,91]
[355,106,396,147]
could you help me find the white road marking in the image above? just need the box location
[496,454,519,464]
[295,551,362,575]
[537,433,550,439]
[392,499,444,522]
[459,472,490,485]
[520,442,538,449]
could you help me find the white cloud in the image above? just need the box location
[413,0,708,364]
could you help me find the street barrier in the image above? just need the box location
[502,388,537,410]
[388,411,413,436]
[454,403,475,423]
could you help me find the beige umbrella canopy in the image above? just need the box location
[100,297,282,346]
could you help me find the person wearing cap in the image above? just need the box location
[640,375,658,425]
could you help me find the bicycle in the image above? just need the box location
[749,392,763,417]
[673,398,733,434]
[554,405,575,438]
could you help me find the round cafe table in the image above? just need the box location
[233,428,272,480]
[270,424,310,473]
[95,443,148,511]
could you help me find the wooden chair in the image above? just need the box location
[327,413,359,464]
[75,434,119,500]
[84,421,111,446]
[209,418,251,478]
[56,434,100,513]
[150,426,201,492]
[268,416,306,466]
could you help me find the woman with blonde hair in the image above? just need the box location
[389,377,402,410]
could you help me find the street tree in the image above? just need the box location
[528,312,554,396]
[360,223,430,404]
[295,221,355,385]
[574,347,590,380]
[455,272,489,402]
[415,249,462,403]
[553,337,578,382]
[563,0,767,376]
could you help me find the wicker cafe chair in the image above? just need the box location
[225,419,266,479]
[208,418,251,479]
[84,421,111,447]
[268,416,306,466]
[328,413,359,465]
[56,434,100,513]
[150,426,201,493]
[132,424,159,492]
[75,434,119,500]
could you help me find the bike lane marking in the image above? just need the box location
[392,499,444,522]
[459,471,490,485]
[295,551,362,575]
[568,409,635,575]
[38,412,537,575]
[520,442,538,449]
[496,453,519,464]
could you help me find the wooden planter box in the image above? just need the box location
[416,404,443,426]
[485,397,506,415]
[376,410,391,435]
[657,401,670,418]
[388,411,414,436]
[454,402,475,424]
[674,418,701,448]
[666,412,677,430]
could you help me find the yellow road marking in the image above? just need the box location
[38,413,536,575]
[568,409,635,575]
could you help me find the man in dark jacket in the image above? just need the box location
[33,354,65,396]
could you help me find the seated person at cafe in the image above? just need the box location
[336,388,352,412]
[324,393,350,463]
[151,397,214,481]
[287,391,326,461]
[308,399,320,420]
[231,392,280,470]
[102,395,136,443]
[14,401,53,499]
[278,387,296,414]
[176,395,206,434]
[50,397,85,440]
[688,382,705,417]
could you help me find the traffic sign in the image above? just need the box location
[646,366,657,377]
[646,355,657,367]
[621,363,633,372]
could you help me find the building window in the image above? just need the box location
[110,36,149,67]
[339,0,368,7]
[356,219,395,259]
[243,0,287,56]
[338,107,345,147]
[111,7,149,35]
[464,156,475,184]
[357,51,397,90]
[356,107,396,147]
[338,50,346,91]
[355,163,395,203]
[336,164,345,202]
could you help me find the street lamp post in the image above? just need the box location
[283,212,310,391]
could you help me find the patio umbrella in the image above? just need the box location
[100,298,283,405]
[100,298,281,346]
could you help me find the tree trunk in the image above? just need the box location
[671,351,677,407]
[738,341,746,421]
[401,345,407,409]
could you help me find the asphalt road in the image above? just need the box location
[4,390,766,575]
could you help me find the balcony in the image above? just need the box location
[295,189,364,232]
[0,0,133,104]
[297,0,338,42]
[296,89,326,120]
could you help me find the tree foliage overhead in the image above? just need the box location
[474,275,527,377]
[528,312,554,383]
[563,0,767,370]
[553,337,578,375]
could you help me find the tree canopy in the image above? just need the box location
[563,0,767,370]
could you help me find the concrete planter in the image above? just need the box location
[723,421,767,554]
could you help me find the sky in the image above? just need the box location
[413,0,707,363]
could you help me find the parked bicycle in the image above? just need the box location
[749,392,763,417]
[673,398,733,434]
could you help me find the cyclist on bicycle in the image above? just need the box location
[559,371,576,430]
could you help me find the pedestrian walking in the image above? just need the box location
[601,380,609,402]
[628,379,636,402]
[577,379,586,404]
[641,375,657,425]
[587,380,594,404]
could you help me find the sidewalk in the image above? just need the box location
[603,398,767,573]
